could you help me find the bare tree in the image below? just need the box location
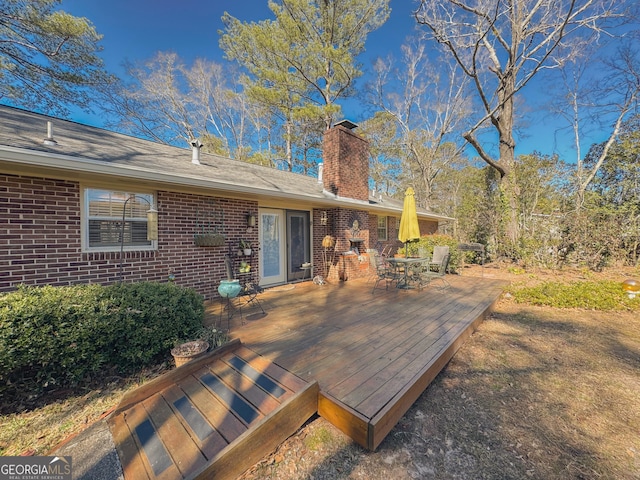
[103,53,261,159]
[575,45,640,207]
[364,38,470,208]
[415,0,627,256]
[548,42,640,209]
[110,52,194,146]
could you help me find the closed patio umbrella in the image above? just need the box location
[398,187,421,257]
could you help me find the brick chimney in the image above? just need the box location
[322,120,369,202]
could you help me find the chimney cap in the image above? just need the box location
[334,119,358,130]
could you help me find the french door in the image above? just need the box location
[258,208,311,286]
[286,210,311,281]
[259,209,286,286]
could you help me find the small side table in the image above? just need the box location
[299,264,313,281]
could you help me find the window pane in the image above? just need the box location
[85,188,154,249]
[377,216,388,241]
[89,220,150,247]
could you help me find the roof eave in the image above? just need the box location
[0,144,456,223]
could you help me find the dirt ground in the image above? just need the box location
[238,265,640,480]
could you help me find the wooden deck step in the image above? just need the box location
[108,339,318,480]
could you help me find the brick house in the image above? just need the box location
[0,106,453,300]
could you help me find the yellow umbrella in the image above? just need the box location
[398,187,421,257]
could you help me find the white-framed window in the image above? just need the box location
[377,215,388,241]
[83,187,157,251]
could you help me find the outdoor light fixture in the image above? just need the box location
[246,213,256,227]
[320,210,328,226]
[119,194,158,282]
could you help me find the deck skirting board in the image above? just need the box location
[368,299,496,450]
[318,391,370,449]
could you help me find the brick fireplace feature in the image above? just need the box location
[322,120,369,202]
[320,121,373,282]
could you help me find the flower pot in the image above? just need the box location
[218,279,241,298]
[171,340,209,367]
[243,248,252,256]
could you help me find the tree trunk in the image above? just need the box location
[496,70,520,257]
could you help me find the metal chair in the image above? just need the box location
[430,246,450,273]
[380,244,395,258]
[413,257,432,290]
[220,255,265,326]
[420,253,451,290]
[371,252,398,293]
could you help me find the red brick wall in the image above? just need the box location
[1,173,441,295]
[1,174,258,300]
[419,219,439,236]
[322,125,369,202]
[313,207,372,282]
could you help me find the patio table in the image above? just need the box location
[386,256,429,289]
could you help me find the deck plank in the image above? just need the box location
[338,310,468,411]
[124,403,181,480]
[207,358,283,413]
[141,392,209,479]
[177,374,247,443]
[232,275,507,449]
[232,345,309,393]
[160,384,228,460]
[109,412,152,480]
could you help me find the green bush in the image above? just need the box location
[398,234,461,272]
[0,282,204,401]
[506,280,640,311]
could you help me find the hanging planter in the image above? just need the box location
[194,233,225,247]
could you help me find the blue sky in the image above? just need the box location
[61,0,583,161]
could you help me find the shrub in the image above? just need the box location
[0,282,204,402]
[506,280,640,311]
[398,234,461,272]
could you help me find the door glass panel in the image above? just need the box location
[287,211,310,280]
[261,212,281,278]
[259,209,287,286]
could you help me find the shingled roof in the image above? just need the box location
[0,105,453,222]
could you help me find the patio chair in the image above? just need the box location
[413,257,432,290]
[371,251,398,293]
[380,244,395,258]
[430,246,450,273]
[367,249,381,283]
[421,253,451,290]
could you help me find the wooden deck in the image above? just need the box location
[109,273,506,479]
[226,274,506,450]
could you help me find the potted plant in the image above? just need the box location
[171,338,209,367]
[240,239,252,256]
[219,255,242,298]
[170,326,230,367]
